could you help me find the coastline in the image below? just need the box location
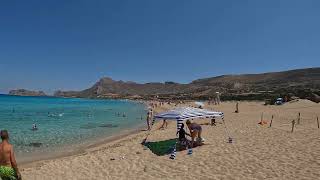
[0,95,150,166]
[19,124,147,167]
[19,100,163,167]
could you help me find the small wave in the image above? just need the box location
[99,124,119,128]
[80,123,99,129]
[48,113,64,117]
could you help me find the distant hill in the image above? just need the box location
[54,67,320,101]
[191,67,320,90]
[54,77,189,98]
[9,89,47,96]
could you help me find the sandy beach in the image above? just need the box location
[20,100,320,180]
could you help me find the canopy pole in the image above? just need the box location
[222,116,232,140]
[171,118,182,160]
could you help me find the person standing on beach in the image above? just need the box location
[159,119,168,130]
[0,130,21,180]
[146,109,151,130]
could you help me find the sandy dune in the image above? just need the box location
[21,100,320,180]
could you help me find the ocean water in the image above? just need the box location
[0,95,147,160]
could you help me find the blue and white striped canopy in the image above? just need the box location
[154,107,224,131]
[154,107,224,121]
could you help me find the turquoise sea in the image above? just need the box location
[0,95,147,161]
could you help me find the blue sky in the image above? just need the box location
[1,0,320,94]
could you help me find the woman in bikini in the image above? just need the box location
[186,120,203,148]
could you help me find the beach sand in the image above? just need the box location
[21,100,320,180]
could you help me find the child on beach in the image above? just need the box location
[176,124,191,149]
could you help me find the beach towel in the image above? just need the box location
[0,166,17,180]
[145,139,178,156]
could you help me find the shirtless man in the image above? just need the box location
[0,130,21,180]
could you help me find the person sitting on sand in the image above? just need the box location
[186,120,203,148]
[0,130,21,180]
[176,124,191,148]
[32,123,38,131]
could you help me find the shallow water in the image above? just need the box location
[0,95,147,159]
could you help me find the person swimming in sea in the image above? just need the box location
[47,112,54,117]
[32,123,38,131]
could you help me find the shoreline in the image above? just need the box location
[20,124,148,167]
[0,96,150,166]
[18,100,171,169]
[19,100,162,168]
[19,101,218,168]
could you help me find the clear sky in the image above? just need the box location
[1,0,320,94]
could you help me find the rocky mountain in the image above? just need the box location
[54,67,320,101]
[54,78,189,98]
[9,89,47,96]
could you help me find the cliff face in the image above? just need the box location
[9,89,47,96]
[54,67,320,100]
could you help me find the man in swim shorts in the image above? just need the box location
[186,120,203,148]
[0,130,21,180]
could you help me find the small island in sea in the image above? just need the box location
[9,89,47,96]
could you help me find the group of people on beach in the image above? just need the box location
[177,120,203,148]
[146,101,204,148]
[115,112,126,117]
